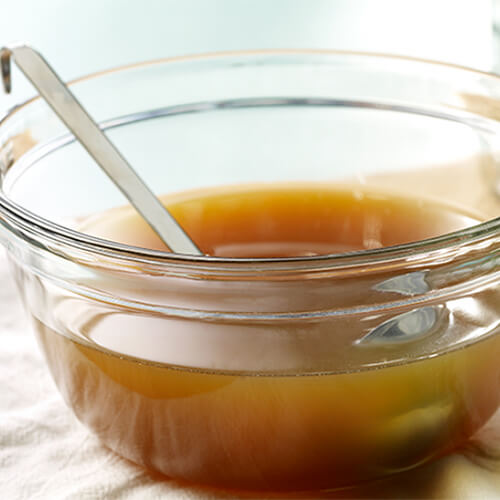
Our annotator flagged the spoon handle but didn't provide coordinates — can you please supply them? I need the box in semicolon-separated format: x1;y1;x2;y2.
1;44;202;255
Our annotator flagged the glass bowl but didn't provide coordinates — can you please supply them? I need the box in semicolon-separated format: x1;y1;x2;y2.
0;50;499;492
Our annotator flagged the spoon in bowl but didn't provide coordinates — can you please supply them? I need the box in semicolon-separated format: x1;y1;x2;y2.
0;43;202;255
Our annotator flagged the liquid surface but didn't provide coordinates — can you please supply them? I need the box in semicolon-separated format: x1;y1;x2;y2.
27;183;500;491
79;183;480;256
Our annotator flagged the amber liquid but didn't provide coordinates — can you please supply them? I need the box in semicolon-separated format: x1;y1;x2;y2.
32;184;500;491
79;183;481;256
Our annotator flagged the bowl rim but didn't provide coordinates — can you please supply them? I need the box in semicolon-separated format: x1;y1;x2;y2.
0;48;499;270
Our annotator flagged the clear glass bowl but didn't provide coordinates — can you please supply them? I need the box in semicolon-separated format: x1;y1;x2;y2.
0;50;499;492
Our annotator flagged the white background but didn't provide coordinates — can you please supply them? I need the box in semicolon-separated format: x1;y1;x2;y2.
0;0;494;111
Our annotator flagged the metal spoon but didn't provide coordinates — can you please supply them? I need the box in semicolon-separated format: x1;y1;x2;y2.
0;44;202;255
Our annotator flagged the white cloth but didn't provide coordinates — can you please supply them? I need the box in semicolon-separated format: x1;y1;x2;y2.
0;251;237;500
2;248;500;500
